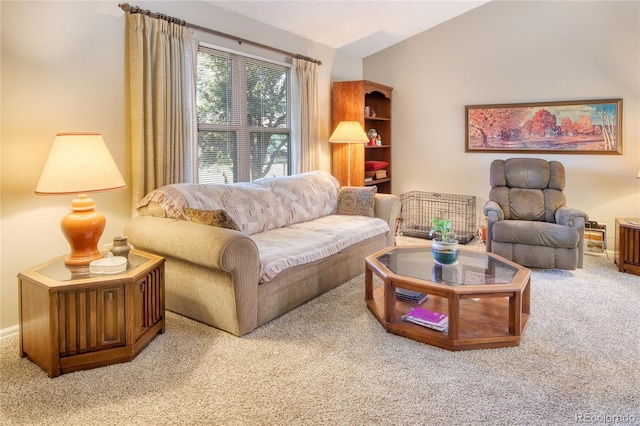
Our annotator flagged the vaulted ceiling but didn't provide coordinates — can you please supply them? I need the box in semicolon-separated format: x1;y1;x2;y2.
205;1;491;58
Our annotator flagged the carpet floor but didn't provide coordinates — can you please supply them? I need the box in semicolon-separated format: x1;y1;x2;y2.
1;241;639;425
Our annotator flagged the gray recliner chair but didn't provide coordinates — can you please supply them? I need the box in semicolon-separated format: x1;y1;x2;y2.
483;158;589;270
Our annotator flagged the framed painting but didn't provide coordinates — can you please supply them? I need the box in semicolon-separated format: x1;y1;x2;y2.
465;99;622;154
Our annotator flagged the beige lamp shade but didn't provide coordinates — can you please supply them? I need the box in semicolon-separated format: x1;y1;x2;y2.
36;132;126;194
36;132;126;270
328;121;369;144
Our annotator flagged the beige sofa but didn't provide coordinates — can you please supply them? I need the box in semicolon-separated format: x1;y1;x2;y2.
124;171;400;336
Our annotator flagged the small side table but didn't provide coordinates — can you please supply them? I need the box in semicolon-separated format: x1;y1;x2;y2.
614;218;640;276
18;249;165;378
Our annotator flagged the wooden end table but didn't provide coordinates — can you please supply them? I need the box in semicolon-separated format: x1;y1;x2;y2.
18;249;165;377
365;246;531;351
614;218;640;276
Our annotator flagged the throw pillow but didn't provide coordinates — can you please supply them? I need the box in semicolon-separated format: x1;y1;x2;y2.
364;161;389;171
184;208;240;230
336;186;377;217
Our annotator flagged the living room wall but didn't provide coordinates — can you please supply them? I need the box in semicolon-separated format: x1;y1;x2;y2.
364;0;640;245
0;0;362;332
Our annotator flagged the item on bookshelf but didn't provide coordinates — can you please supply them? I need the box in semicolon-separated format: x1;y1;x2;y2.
364;161;389;171
364;105;370;117
367;129;378;146
375;169;388;179
396;288;428;304
376;136;382;146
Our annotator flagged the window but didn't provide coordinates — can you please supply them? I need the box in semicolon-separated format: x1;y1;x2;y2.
196;44;291;184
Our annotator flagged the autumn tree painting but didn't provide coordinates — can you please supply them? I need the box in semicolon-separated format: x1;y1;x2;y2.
466;99;621;153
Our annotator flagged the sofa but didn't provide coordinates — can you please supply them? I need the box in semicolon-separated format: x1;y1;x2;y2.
124;171;401;336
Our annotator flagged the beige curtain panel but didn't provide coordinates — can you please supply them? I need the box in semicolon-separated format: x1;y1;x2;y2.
292;57;319;173
126;13;194;210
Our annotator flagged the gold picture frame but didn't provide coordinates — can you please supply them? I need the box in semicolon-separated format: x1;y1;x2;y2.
465;98;622;154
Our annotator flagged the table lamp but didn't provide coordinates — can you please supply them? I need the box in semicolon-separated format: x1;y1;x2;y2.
328;121;369;186
35;133;126;269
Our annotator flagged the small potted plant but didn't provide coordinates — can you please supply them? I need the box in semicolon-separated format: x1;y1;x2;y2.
429;218;459;265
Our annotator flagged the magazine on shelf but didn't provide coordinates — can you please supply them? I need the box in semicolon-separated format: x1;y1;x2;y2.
403;316;449;332
402;306;448;331
395;288;428;304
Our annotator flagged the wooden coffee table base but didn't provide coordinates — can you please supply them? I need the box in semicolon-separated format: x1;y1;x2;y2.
365;249;531;351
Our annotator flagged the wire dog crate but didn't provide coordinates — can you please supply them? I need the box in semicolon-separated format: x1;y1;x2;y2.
399;191;476;244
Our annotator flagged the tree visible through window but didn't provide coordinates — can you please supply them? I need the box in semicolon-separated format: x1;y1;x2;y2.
196;44;291;184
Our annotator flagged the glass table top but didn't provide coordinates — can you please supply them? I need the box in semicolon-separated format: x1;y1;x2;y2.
376;246;519;286
36;252;151;282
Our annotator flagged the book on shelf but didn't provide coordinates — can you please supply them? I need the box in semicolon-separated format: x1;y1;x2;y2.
403;316;449;332
402;306;448;332
395;288;428;304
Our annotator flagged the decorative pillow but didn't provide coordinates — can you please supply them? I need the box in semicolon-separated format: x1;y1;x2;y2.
184;208;240;231
336;186;377;217
365;161;389;171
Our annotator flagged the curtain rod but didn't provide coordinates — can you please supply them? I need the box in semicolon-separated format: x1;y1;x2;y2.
118;3;322;65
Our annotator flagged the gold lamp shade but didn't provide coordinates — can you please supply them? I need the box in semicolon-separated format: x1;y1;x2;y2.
36;133;126;269
328;121;369;144
328;121;368;186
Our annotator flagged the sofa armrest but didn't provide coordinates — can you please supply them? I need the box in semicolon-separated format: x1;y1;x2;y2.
125;216;261;335
125;216;259;272
374;193;401;246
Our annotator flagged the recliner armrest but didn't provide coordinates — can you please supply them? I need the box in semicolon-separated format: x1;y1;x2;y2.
556;206;589;229
483;200;504;221
482;200;505;252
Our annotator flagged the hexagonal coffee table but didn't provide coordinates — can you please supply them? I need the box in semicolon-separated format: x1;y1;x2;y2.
365;246;531;351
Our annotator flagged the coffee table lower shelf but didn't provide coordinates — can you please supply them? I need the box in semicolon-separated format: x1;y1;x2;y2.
367;286;530;351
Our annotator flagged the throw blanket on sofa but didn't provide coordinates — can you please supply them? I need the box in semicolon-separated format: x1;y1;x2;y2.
137;171;339;235
251;215;389;283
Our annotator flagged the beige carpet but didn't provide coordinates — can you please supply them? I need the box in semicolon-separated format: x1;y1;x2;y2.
1;239;639;425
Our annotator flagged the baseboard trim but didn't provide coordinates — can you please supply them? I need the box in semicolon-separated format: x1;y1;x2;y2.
0;325;19;340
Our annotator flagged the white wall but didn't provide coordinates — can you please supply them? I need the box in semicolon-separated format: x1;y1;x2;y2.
0;0;362;331
364;0;640;247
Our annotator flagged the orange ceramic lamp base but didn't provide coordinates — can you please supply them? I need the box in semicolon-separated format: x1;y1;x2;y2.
61;194;106;268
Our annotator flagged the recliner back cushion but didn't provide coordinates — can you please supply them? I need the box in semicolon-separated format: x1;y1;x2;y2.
504;158;551;189
489;158;567;222
508;188;545;221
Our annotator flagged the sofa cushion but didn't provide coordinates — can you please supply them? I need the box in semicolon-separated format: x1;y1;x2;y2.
336;186;377;217
251;215;389;283
184;208;240;230
254;170;340;227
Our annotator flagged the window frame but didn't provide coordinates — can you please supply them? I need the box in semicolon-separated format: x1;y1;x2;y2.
194;41;292;184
